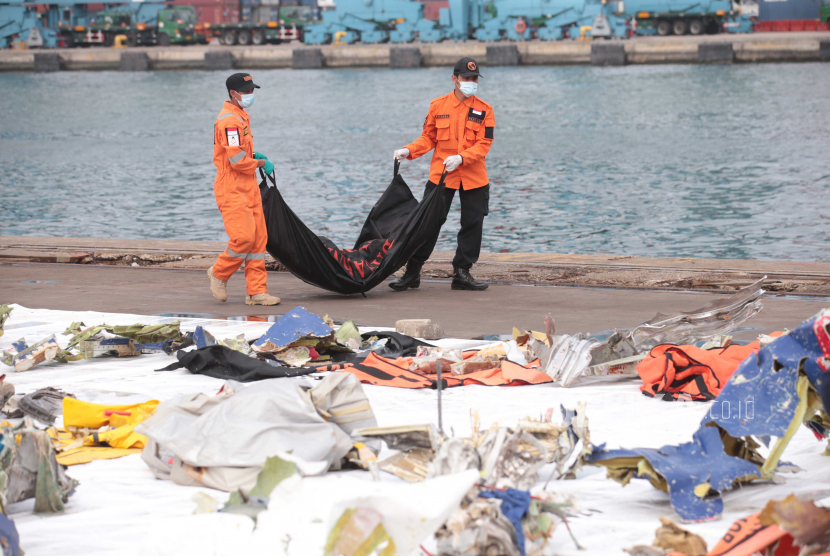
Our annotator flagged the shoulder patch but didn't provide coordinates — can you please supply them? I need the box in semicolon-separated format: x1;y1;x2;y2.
226;127;240;147
467;107;486;124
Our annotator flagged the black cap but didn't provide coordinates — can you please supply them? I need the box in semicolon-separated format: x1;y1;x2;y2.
226;72;260;93
453;57;481;78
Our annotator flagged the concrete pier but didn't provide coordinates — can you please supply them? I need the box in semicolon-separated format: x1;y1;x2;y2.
1;32;828;72
2;236;829;296
3;256;827;340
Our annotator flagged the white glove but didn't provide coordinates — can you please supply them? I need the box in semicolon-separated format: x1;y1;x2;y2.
443;155;463;172
393;148;410;162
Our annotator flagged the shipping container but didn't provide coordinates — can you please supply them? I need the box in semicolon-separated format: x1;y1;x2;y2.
169;0;240;24
758;0;820;20
419;0;448;20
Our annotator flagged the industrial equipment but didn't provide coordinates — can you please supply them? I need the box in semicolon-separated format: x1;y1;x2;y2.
301;0;758;43
0;0;167;48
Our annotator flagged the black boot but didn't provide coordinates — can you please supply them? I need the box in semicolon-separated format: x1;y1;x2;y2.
451;267;488;291
389;264;421;291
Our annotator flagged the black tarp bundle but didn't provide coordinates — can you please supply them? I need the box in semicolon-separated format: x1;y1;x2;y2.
260;163;447;295
157;345;317;382
157;332;433;383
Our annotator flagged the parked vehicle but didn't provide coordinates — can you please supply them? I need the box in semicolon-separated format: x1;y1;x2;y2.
56;5;207;47
126;6;208;46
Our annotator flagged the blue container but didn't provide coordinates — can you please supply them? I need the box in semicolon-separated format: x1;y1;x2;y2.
758;0;820;20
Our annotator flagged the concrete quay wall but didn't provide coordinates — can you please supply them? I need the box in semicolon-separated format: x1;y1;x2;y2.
3;32;829;72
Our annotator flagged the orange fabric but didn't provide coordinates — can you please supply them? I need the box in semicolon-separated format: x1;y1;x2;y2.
456;360;551;386
637;334;783;401
324;353;440;389
320;353;551;389
212;202;268;295
211;101;268;295
404;92;496;191
706;513;795;556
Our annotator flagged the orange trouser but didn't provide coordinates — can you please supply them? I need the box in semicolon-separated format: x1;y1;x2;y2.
213;201;268;295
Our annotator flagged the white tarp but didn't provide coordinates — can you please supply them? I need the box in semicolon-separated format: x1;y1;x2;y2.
142;379;351;469
138;470;480;556
1;305;829;556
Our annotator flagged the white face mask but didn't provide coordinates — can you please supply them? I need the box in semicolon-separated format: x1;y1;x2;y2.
237;92;255;108
457;80;478;97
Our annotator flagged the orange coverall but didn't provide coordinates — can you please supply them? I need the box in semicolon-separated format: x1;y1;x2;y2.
402;91;496;270
404;92;496;190
212;101;268;295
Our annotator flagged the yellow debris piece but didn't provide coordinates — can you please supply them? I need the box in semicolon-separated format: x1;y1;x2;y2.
50;398;160;465
63;398;159;428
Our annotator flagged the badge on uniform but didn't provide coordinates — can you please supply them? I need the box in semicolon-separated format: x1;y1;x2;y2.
467;108;486;124
226;127;240;147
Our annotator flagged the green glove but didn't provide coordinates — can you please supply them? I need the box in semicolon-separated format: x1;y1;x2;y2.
254;152;268;160
263;159;275;175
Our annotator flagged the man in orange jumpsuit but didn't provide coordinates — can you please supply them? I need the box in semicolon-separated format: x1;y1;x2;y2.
391;57;495;292
207;73;280;306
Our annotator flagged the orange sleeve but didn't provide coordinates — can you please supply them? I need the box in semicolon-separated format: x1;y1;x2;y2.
216;118;258;174
404;102;437;160
458;106;495;165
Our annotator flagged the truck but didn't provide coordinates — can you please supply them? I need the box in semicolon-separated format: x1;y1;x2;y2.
206;5;316;45
128;5;208;46
58;5;208;47
630;0;758;36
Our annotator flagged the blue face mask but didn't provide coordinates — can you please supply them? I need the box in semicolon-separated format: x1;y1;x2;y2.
237;92;255;108
458;80;477;97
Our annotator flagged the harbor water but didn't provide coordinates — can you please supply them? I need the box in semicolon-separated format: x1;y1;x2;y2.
1;63;828;261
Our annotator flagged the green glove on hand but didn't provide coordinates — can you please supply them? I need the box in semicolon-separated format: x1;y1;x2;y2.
263;159;275;175
254;152;268;160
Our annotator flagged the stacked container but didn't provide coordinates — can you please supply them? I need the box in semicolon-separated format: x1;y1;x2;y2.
169;0;240;24
754;0;829;30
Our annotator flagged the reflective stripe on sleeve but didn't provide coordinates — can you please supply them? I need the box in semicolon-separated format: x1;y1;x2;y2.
218;112;244;123
228;151;247;165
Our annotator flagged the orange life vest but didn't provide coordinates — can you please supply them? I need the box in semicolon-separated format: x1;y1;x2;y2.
637;335;783;401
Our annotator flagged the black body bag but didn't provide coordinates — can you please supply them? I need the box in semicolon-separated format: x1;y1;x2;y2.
259;162;448;296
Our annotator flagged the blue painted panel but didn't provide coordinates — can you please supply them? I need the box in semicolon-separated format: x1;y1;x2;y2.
253;306;332;348
759;0;820;20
